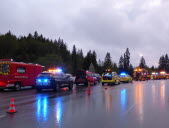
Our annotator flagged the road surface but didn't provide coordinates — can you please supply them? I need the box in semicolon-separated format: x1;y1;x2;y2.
0;80;169;128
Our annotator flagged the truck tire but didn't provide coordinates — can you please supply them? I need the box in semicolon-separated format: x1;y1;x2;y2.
102;82;104;86
14;82;21;91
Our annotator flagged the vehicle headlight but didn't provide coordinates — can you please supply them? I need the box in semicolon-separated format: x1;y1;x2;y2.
36;79;42;83
44;79;48;83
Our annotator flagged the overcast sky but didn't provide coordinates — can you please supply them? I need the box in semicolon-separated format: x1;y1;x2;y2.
0;0;169;67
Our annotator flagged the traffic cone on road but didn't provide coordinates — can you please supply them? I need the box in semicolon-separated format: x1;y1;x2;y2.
87;82;91;95
7;98;17;114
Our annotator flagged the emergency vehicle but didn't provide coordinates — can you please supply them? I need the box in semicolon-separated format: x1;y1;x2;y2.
151;72;158;80
157;71;167;79
119;73;132;83
75;70;97;86
36;69;73;92
133;67;149;81
0;59;44;91
101;69;120;85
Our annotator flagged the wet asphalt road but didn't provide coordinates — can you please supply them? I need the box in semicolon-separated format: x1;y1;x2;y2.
1;80;169;128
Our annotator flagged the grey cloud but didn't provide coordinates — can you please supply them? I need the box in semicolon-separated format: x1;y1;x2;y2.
1;0;169;67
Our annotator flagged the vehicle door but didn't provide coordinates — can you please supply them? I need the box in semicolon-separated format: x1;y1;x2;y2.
114;72;118;80
53;73;64;84
87;73;92;82
92;74;97;82
61;72;70;85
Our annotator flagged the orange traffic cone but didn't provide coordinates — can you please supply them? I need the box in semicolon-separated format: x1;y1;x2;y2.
7;98;17;114
87;82;91;95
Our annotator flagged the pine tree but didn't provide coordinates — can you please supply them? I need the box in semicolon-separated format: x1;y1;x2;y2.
91;51;98;72
128;64;133;76
139;56;147;68
82;50;92;70
118;55;124;73
158;55;165;71
76;49;84;70
123;48;130;73
165;54;169;72
103;52;112;69
34;31;38;39
72;45;77;75
112;63;118;72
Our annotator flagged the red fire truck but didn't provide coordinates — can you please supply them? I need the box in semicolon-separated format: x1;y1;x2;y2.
0;59;44;91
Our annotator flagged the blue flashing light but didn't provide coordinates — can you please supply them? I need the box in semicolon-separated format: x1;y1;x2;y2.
120;73;126;76
57;68;62;73
156;73;158;74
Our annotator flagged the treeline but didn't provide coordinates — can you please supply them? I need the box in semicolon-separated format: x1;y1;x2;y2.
0;31;168;75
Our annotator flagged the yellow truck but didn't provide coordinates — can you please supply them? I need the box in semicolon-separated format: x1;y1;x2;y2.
133;67;149;81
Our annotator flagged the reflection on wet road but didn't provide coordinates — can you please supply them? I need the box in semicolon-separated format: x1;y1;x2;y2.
1;80;169;128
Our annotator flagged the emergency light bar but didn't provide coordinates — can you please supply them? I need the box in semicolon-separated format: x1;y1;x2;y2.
120;73;126;76
48;68;63;73
160;71;166;74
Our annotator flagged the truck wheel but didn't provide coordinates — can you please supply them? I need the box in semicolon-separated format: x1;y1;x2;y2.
36;87;42;92
68;82;73;90
14;83;21;91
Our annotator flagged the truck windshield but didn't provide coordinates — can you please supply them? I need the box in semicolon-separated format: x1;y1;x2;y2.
0;63;9;74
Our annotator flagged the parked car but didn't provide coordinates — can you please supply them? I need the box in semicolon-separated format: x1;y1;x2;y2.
94;73;101;83
101;71;120;85
36;71;73;92
75;70;97;86
119;73;132;83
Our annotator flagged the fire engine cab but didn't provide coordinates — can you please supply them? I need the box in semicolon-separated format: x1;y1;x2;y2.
133;67;149;81
0;59;44;91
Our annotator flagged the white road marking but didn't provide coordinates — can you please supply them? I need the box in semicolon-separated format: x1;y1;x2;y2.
124;104;135;115
0;115;6;118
